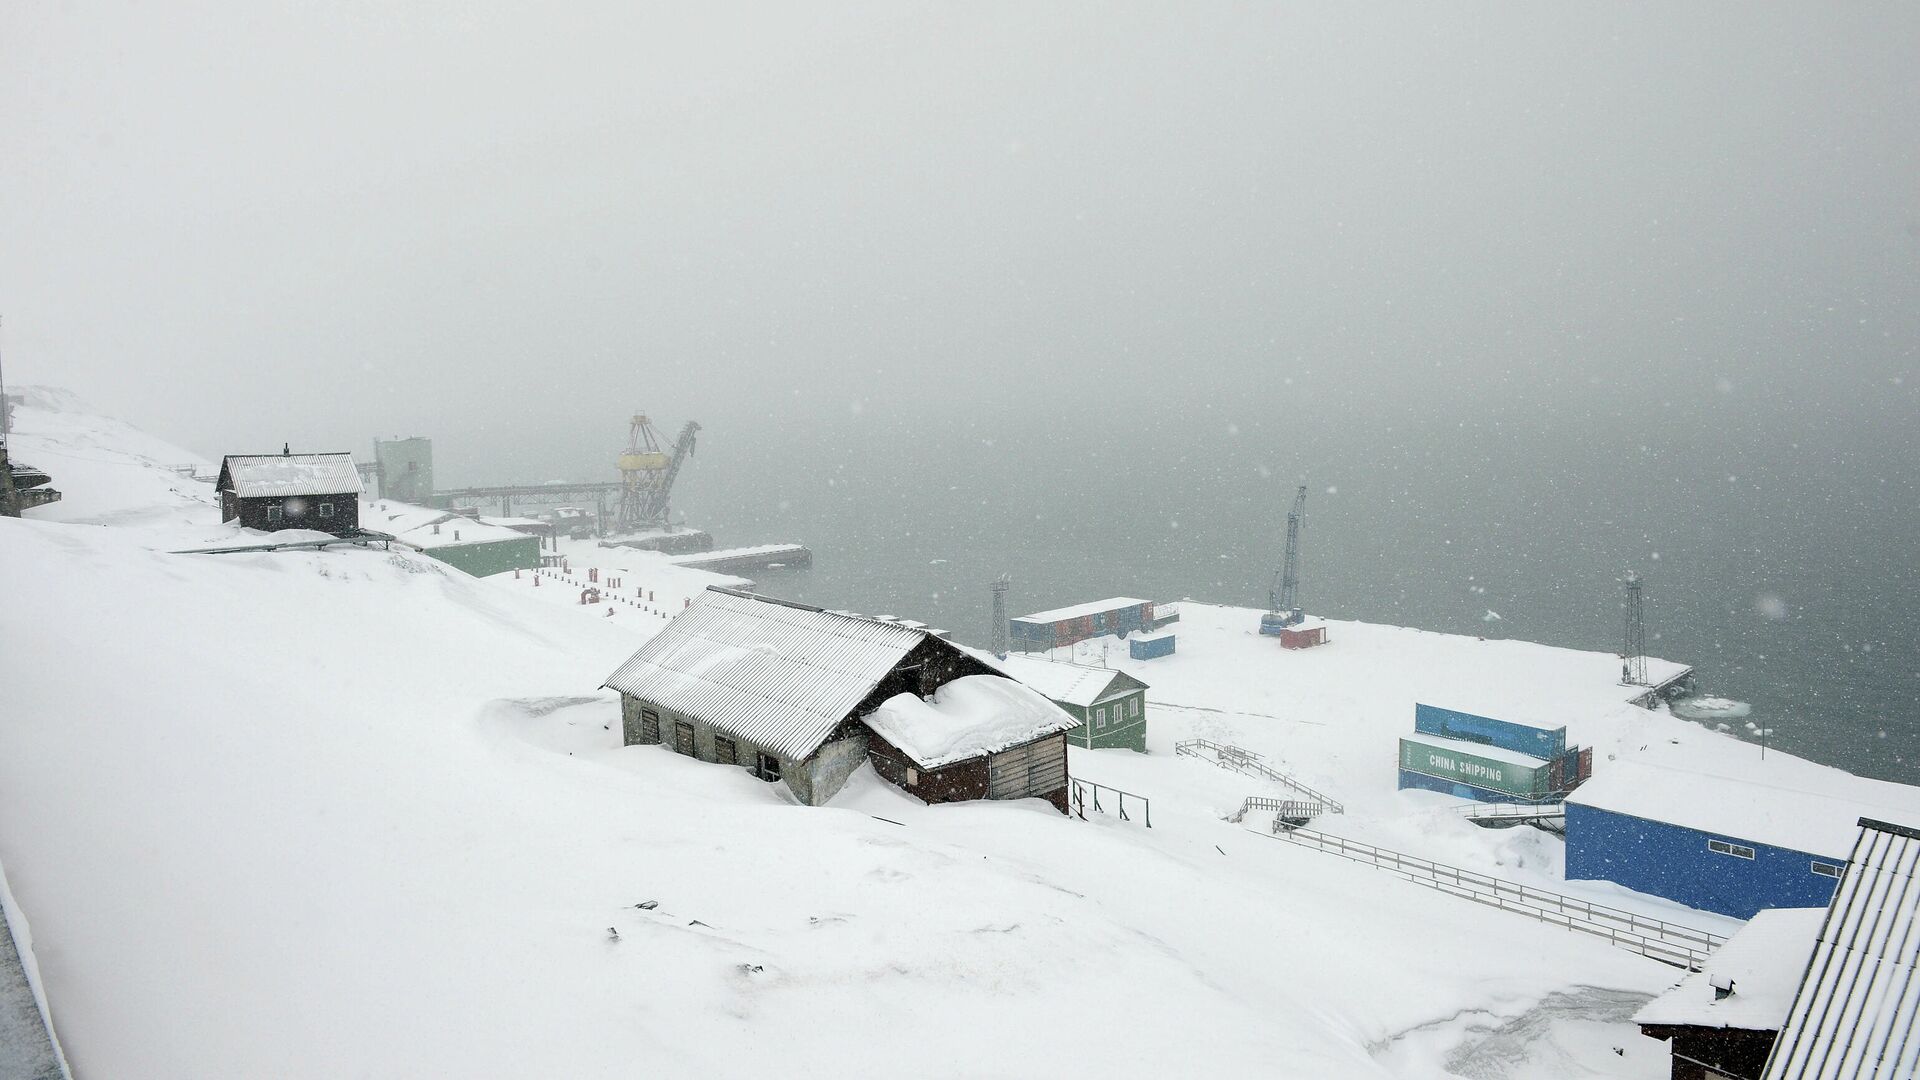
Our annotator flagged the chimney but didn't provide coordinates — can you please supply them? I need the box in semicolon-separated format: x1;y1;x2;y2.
282;442;290;455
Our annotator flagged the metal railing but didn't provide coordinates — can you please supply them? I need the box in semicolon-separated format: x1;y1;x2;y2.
1259;826;1727;970
1071;779;1151;828
1176;738;1345;815
1457;800;1568;828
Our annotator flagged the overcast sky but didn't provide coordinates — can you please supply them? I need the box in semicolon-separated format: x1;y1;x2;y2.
3;3;1916;481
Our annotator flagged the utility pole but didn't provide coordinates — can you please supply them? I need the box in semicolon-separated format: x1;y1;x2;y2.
990;574;1010;659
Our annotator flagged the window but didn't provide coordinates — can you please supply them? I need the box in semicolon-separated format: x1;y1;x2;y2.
318;502;334;518
714;736;737;766
640;709;660;743
906;766;919;786
753;752;782;783
1708;839;1756;860
1812;861;1844;879
1094;706;1107;729
1129;696;1140;717
266;505;283;522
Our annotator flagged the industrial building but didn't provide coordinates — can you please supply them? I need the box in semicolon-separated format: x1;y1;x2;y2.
1564;761;1920;920
1635;906;1824;1080
605;588;1077;810
992;654;1149;752
364;502;542;577
1010;598;1155;653
1396;703;1591;803
372;437;433;504
215;451;362;535
1761;817;1920;1079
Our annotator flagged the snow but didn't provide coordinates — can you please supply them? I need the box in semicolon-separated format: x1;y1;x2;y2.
1015;596;1151;623
863;675;1080;767
987;653;1131;706
1634;907;1824;1031
6;389;1887;1079
1566;759;1920;860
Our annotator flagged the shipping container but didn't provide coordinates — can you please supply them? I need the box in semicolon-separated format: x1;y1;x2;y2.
1129;632;1175;660
1398;735;1552;800
1413;703;1566;761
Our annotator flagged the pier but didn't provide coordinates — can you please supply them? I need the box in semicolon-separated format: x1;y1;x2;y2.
668;543;812;575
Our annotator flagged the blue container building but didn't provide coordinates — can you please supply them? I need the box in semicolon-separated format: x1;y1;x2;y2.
1562;760;1920;919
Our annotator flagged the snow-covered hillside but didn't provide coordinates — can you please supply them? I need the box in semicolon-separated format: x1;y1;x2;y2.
0;392;1727;1078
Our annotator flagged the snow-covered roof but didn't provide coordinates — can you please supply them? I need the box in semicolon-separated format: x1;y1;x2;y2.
1568;759;1920;859
602;588;931;761
989;654;1140;707
1283;618;1328;633
1763;819;1920;1079
1015;597;1150;624
218;453;361;498
1635;907;1825;1031
863;675;1079;769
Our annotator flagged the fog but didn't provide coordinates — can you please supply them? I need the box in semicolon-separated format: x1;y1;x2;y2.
5;4;1919;776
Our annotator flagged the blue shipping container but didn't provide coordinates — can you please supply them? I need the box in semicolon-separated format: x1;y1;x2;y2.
1414;703;1566;761
1563;803;1844;919
1129;633;1175;660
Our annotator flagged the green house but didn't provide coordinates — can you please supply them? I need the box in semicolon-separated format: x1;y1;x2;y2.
368;502;543;578
996;654;1148;752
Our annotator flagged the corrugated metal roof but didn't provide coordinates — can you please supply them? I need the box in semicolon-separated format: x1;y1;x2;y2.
1015;597;1150;624
1762;817;1920;1080
602;588;928;761
220;453;363;498
988;654;1132;707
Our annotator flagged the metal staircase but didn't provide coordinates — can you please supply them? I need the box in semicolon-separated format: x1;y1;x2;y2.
1175;738;1344;826
1456;800;1568;834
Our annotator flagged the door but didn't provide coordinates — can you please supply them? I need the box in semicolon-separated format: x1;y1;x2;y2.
673;721;694;757
988;737;1068;800
714;736;738;766
640;709;660;743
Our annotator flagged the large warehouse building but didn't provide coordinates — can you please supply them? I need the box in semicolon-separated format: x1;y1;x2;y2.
1564;759;1920;920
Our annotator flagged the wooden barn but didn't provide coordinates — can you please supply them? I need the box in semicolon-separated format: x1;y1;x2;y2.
604;587;1078;811
216;450;363;535
1634;906;1823;1080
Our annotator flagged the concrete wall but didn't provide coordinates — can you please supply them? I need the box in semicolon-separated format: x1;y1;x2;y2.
1564;803;1843;919
618;693;819;799
0;863;69;1080
784;731;869;806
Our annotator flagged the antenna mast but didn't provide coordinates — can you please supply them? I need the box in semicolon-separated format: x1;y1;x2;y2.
1622;573;1649;686
990;574;1011;659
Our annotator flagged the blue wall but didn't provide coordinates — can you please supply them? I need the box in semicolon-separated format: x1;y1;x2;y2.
1564;803;1843;919
1415;703;1566;760
1398;768;1545;805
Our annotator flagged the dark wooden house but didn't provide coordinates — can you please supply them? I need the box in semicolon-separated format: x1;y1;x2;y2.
1634;906;1824;1080
217;450;363;535
603;587;1077;810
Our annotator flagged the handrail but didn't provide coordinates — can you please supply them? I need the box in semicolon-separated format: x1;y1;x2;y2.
1259;826;1726;969
1071;778;1151;828
1176;738;1345;814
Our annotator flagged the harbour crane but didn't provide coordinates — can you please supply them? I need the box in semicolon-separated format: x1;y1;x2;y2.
614;414;701;534
1260;484;1307;635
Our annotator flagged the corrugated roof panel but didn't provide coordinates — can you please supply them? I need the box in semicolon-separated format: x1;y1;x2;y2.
988;654;1125;707
221;453;363;498
602;589;927;761
1761;818;1920;1080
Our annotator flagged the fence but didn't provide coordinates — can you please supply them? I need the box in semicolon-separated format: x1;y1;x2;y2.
1175;738;1345;816
1259;826;1726;969
1457;801;1568;831
1070;779;1151;828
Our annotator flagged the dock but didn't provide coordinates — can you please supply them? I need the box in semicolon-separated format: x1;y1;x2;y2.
668;543;812;575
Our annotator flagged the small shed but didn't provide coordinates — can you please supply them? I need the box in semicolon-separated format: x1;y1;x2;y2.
1278;619;1328;650
216;451;362;535
1564;761;1920;919
1128;631;1175;660
863;676;1078;813
992;654;1148;752
604;587;1073;811
1635;906;1824;1080
1009;597;1153;653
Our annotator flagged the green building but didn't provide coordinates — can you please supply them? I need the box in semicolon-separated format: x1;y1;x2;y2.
366;501;543;578
996;654;1148;752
